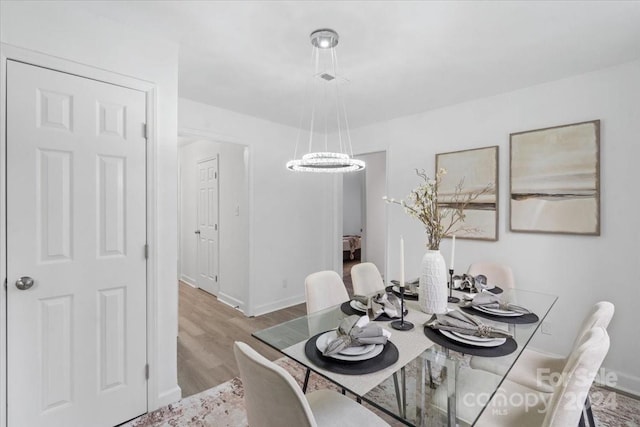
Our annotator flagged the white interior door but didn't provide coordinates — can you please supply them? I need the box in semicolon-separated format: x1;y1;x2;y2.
6;60;147;427
196;157;219;295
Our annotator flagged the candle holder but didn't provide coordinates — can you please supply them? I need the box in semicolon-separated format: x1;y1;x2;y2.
391;285;414;331
447;268;460;303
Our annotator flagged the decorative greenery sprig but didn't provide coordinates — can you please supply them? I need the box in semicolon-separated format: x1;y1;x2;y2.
384;168;493;250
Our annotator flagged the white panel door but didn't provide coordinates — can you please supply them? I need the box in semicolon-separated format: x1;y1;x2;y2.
196;158;219;295
6;60;147;427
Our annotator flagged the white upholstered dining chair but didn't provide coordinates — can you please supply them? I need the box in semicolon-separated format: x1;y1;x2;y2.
303;270;350;393
351;262;386;296
470;301;615;393
304;270;350;315
233;341;390;427
467;262;515;290
434;327;610;427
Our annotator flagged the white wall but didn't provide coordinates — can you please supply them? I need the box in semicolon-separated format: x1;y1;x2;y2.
179;98;338;316
179;139;249;309
343;172;363;236
348;60;640;394
0;1;181;409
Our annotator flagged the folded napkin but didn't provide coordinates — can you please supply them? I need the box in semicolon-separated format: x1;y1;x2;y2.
425;310;512;339
455;273;490;292
354;291;402;320
322;315;390;356
390;278;419;286
465;292;531;314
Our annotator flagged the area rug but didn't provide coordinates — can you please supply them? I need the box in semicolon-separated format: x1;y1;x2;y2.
125;357;640;427
125;357;402;427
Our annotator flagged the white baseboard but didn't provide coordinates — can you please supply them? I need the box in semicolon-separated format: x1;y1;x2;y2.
218;292;245;313
154;385;182;409
252;294;305;317
180;275;197;288
600;369;640;397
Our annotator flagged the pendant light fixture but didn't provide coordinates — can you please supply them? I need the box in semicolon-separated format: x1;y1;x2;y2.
286;29;365;173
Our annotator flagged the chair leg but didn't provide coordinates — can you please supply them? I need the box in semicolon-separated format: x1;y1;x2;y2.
578;411;587;427
393;372;403;414
585;395;596;427
578;394;596;427
302;368;311;393
427;359;435;389
401;367;407;418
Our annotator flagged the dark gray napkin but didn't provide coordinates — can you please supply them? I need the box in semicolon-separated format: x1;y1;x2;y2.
322;315;389;356
390;279;419;294
354;291;402;320
425;310;512;338
466;292;531;314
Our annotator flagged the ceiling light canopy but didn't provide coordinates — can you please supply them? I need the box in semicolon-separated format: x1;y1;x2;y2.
286;29;365;173
310;28;339;49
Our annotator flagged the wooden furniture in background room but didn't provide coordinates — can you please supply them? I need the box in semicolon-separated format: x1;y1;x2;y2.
343;235;361;261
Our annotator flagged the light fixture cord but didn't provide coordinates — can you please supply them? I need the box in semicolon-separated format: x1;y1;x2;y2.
293;46;317;161
331;47;344;156
341;90;354;158
323;56;329;152
332;47;354;158
307;46;320;155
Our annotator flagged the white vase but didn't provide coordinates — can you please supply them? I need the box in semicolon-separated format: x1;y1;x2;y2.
418;250;448;314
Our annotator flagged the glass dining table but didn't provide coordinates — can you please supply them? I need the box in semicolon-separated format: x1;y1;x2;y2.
253;288;557;427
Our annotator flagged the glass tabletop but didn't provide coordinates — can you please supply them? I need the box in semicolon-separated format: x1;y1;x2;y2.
253;288;557;427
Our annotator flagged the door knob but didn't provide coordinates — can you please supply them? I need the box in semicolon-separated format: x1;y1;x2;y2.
194;230;201;234
15;276;34;290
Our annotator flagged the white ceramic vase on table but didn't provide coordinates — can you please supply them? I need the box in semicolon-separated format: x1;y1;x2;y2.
418;250;448;314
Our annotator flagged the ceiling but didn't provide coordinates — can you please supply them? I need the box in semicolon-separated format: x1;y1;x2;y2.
75;1;640;129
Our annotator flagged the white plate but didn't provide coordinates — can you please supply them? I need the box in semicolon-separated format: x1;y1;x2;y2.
441;330;506;347
473;305;523;317
349;300;367;312
338;342;376;356
315;331;384;361
450;330;496;343
391;285;418;296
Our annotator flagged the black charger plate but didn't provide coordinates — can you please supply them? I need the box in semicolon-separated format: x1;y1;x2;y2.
304;332;399;375
423;327;517;357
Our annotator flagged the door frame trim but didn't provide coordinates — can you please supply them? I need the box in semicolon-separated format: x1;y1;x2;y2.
334;150;389;280
0;43;161;426
177;128;253;314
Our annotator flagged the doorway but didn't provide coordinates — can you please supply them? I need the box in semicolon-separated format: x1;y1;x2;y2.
178;136;249;306
177;134;250;398
342;151;387;290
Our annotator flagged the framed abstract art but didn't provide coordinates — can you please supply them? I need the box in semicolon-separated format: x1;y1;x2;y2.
510;120;600;235
436;146;499;241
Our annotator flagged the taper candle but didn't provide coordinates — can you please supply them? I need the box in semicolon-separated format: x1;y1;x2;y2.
400;236;405;287
450;235;456;270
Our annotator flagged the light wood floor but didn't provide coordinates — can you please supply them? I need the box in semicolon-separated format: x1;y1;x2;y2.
177;262;360;398
177;281;306;397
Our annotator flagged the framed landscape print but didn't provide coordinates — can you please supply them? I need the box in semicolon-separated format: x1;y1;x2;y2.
510;120;600;235
436;146;499;241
